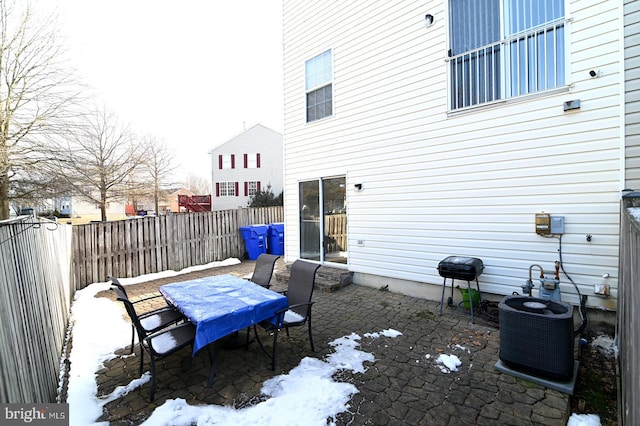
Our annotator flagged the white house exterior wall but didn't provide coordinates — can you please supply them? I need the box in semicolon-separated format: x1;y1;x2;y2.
625;0;640;190
209;124;284;211
69;198;126;219
283;0;623;309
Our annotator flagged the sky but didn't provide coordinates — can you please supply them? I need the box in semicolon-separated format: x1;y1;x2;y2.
36;0;284;183
63;259;602;426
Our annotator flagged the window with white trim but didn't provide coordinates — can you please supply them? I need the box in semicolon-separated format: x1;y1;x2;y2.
449;0;565;110
247;181;259;196
218;181;236;197
305;50;333;122
244;153;260;169
219;154;235;169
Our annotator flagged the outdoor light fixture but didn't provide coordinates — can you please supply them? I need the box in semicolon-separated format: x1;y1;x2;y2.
424;14;434;27
354;183;363;191
563;99;581;111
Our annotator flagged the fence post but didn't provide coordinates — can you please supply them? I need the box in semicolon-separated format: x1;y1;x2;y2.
166;213;174;271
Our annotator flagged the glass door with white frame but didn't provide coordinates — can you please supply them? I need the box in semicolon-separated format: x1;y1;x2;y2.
299;177;347;264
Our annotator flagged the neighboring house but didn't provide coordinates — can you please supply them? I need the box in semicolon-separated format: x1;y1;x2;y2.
54;196;73;217
62;197;126;220
209;124;283;211
167;188;195;213
282;0;628;312
129;188;199;214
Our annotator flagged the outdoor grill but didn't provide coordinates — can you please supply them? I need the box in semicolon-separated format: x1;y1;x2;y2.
438;256;484;323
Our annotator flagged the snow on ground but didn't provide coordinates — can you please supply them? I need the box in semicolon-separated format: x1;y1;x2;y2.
590;334;617;358
435;354;462;373
567;413;601;426
141;333;373;426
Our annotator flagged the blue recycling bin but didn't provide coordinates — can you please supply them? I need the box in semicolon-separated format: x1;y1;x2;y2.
239;225;268;260
267;223;285;255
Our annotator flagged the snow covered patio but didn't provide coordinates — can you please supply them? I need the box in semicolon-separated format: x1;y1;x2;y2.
63;259;575;425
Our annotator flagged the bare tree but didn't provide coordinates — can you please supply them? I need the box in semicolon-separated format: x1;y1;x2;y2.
183;173;211;195
143;136;178;214
54;107;149;222
0;1;82;219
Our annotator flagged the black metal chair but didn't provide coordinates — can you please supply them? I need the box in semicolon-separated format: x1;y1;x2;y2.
247;253;280;288
109;276;184;353
254;259;321;370
226;253;281;350
112;286;196;401
108;276;169;308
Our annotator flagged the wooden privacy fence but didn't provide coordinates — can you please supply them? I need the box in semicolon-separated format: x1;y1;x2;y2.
618;194;640;426
325;214;347;253
72;207;283;289
0;217;73;403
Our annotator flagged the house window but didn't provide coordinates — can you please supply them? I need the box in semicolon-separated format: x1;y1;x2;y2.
246;181;260;196
219;154;235;169
244;153;261;169
449;0;565;110
305;49;333;122
217;181;237;197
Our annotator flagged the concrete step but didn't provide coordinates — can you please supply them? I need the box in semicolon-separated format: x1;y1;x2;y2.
275;262;353;293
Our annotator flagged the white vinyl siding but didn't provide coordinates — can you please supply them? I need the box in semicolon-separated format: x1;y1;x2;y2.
283;0;622;309
625;0;640;190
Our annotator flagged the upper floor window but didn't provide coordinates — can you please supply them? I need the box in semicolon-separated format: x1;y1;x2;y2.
244;153;261;168
219;154;235;169
305;49;333;122
449;0;565;110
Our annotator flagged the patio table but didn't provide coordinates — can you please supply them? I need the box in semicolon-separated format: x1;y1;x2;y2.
159;274;288;355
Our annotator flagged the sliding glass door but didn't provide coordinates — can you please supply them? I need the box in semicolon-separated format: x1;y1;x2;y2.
299;177;347;264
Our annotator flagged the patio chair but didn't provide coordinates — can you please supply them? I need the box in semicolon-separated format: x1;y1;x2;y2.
247;253;280;288
108;276;166;305
112;286;196;401
254;259;321;370
109;277;184;353
227;253;280;349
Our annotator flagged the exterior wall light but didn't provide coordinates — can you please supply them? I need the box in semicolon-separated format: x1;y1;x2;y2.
424;14;434;27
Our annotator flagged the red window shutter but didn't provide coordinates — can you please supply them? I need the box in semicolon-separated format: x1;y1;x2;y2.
256;153;261;168
215;182;220;197
235;182;239;196
218;155;222;169
257;181;261;192
244;154;248;168
244;182;248;196
231;154;235;169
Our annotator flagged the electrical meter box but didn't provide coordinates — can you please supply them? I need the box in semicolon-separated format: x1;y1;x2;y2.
535;213;551;234
550;216;564;234
535;213;564;235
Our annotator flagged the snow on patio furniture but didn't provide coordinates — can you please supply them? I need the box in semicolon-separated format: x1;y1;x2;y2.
112;285;196;401
109;277;185;352
254;259;321;370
